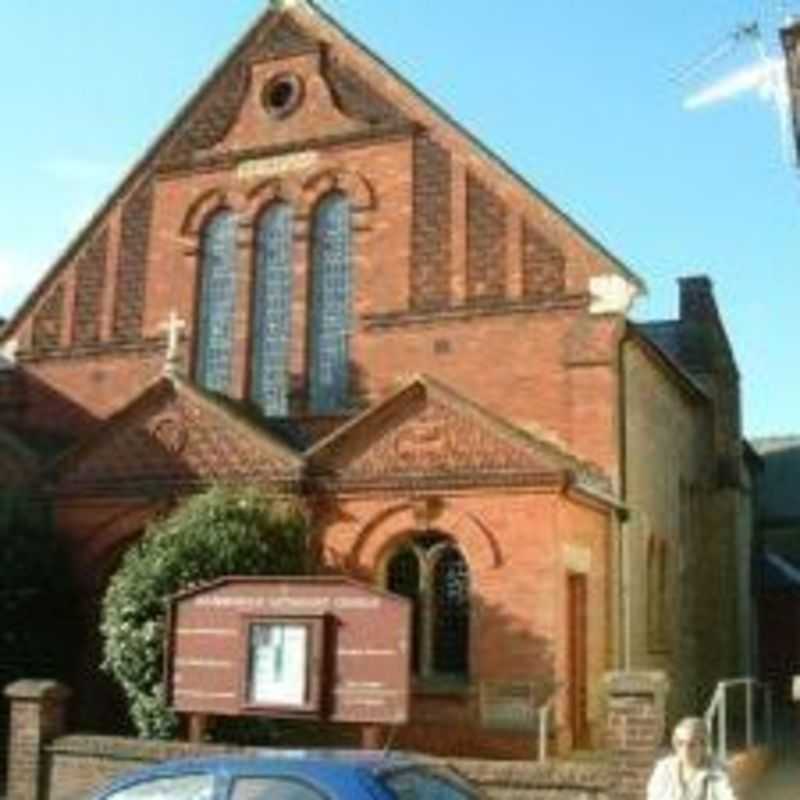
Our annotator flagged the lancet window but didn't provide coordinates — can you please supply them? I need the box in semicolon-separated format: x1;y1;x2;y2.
647;535;669;652
386;533;470;680
195;209;238;392
308;191;352;413
251;202;294;416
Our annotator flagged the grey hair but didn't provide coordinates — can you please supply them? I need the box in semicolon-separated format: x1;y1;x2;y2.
671;716;709;750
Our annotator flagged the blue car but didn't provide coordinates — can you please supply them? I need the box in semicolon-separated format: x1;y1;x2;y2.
90;752;486;800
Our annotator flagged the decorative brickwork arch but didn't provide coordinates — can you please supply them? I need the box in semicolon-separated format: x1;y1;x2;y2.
242;177;302;226
350;500;501;577
302;168;376;215
181;188;229;238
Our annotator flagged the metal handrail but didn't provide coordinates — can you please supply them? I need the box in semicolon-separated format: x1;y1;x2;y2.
703;677;772;763
536;685;564;763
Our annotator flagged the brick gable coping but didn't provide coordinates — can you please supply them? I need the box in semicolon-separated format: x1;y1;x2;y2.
1;0;644;348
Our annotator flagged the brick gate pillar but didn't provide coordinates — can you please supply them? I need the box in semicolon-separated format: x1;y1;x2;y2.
4;680;72;800
603;671;669;800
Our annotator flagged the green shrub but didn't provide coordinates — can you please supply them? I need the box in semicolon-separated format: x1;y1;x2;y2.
100;485;309;738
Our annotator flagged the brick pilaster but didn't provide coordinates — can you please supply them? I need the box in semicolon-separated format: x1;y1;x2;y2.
5;680;72;800
603;671;669;800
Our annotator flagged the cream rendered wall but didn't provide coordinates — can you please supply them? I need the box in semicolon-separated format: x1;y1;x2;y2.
622;339;714;719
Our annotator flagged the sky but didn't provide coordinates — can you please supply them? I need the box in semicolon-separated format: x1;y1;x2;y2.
0;0;798;438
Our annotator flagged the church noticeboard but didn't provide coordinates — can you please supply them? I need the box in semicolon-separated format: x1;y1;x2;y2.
165;577;411;724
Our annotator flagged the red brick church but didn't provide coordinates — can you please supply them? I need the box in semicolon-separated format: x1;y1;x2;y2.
0;0;753;757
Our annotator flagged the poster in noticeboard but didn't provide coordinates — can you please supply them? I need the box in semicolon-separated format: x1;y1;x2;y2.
248;622;309;707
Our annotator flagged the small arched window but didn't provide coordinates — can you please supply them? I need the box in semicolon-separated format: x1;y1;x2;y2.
251;202;293;416
385;533;470;680
308;191;351;413
647;535;669;653
195;209;237;392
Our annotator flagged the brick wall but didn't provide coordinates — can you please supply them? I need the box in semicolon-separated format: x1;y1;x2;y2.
321;491;611;754
6;673;689;800
3;5;626;473
603;672;669;800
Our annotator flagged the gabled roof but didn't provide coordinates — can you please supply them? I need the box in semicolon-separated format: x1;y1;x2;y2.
1;0;643;343
45;374;304;495
305;373;614;501
629;321;710;402
751;435;800;524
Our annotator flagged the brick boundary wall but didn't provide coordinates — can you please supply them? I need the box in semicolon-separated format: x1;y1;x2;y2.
44;736;612;800
9;672;769;800
603;672;669;800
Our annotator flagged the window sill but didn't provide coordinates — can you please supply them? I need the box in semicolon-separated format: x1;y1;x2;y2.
412;675;473;697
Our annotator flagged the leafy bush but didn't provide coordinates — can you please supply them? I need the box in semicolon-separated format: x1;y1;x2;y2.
100;486;309;738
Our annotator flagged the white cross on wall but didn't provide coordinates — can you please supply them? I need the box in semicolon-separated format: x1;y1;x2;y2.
159;310;187;375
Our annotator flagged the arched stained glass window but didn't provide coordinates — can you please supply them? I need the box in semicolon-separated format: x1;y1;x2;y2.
196;209;237;392
432;546;470;674
384;534;470;679
251;202;293;416
387;546;422;673
309;191;351;413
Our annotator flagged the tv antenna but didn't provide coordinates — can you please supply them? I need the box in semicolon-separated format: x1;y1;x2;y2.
676;16;792;161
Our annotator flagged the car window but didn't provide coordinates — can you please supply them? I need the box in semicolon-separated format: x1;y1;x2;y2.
229;777;328;800
104;774;214;800
381;767;481;800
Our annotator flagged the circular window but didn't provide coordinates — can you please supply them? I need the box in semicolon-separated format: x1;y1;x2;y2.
261;73;304;119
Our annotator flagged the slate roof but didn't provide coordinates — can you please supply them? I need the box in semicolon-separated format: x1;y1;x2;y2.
636;320;712;376
762;551;800;590
629;321;710;400
751;436;800;524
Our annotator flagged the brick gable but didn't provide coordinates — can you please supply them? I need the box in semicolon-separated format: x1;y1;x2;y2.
50;377;302;495
307;375;609;492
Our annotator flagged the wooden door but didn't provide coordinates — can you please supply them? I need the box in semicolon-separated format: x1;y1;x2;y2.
567;573;589;748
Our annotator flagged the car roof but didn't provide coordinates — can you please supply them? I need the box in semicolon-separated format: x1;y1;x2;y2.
101;750;424;789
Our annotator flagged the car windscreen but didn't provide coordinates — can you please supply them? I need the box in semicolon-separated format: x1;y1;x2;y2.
379;766;483;800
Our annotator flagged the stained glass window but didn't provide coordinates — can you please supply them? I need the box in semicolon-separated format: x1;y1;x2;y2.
432;546;470;674
385;534;470;679
196;209;237;392
251;202;293;416
309;191;351;413
387;546;422;673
